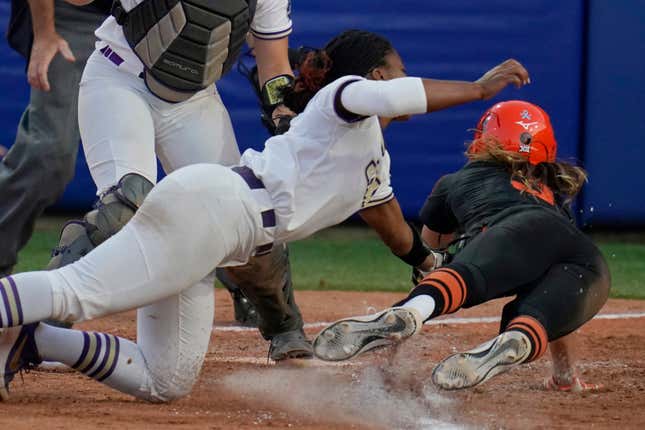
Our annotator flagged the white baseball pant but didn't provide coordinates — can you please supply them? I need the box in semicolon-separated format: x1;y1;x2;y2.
47;164;273;397
74;51;243;397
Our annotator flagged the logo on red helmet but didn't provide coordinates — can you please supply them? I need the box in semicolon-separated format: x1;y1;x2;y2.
519;132;532;153
514;121;538;131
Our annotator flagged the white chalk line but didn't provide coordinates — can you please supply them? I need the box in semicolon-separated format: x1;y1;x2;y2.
213;311;645;333
37;311;645;371
210;356;361;367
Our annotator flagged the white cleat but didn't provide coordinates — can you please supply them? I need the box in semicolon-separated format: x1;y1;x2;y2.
432;330;531;390
0;324;40;401
313;307;423;362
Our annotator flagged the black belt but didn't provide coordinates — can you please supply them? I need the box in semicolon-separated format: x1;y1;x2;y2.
232;166;275;255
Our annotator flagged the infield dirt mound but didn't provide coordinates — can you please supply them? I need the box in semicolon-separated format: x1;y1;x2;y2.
0;290;643;429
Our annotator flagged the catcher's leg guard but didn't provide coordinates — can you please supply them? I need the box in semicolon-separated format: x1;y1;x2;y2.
215;268;258;327
223;244;310;360
47;173;154;270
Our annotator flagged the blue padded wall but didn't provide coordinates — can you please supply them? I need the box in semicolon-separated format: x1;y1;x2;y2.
580;0;645;226
226;0;586;217
2;1;586;217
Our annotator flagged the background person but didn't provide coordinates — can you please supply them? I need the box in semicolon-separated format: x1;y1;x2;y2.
0;0;110;277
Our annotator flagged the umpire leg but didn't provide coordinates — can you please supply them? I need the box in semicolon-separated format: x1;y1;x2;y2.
222;244;311;360
0;4;104;275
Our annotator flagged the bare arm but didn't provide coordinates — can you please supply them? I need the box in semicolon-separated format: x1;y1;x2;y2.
359;198;411;256
359;199;437;271
424;59;529;112
341;59;530;118
28;0;55;35
27;0;76;91
252;36;293;87
64;0;95;5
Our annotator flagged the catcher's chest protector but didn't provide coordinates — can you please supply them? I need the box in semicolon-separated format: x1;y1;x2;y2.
113;0;257;102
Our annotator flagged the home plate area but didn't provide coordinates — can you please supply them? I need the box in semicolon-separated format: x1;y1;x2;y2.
6;290;645;430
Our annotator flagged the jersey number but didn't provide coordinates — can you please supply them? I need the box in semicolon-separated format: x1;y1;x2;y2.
361;160;381;208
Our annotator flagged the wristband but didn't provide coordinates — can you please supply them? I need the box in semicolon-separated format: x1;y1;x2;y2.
261;74;294;108
395;223;430;267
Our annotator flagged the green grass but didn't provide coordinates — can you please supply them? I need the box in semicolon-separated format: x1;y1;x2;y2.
13;218;645;300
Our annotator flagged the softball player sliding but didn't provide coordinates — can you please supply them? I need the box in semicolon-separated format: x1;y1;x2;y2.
314;101;609;392
0;30;528;402
48;0;312;361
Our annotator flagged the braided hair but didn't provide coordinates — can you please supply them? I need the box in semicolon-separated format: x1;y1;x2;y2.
283;30;395;114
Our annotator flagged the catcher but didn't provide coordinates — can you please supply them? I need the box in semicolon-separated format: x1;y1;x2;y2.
314;100;610;392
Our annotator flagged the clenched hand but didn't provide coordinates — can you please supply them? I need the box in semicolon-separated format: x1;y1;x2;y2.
476;59;530;100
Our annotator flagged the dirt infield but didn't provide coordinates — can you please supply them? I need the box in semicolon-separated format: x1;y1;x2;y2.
1;290;644;429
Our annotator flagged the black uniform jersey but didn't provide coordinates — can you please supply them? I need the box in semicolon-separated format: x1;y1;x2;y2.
419;160;571;235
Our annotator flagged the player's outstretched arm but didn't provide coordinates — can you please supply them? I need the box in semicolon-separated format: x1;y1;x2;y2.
340;59;530;118
423;59;530;112
359;199;441;273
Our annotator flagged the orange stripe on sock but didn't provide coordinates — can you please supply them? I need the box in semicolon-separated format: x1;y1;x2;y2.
434;268;467;309
417;278;451;314
507;316;548;361
427;270;465;313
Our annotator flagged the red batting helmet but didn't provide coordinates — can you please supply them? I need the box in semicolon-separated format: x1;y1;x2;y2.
470;100;557;165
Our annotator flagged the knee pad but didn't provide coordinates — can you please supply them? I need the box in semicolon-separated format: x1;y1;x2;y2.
85;173;154;246
47;174;153;270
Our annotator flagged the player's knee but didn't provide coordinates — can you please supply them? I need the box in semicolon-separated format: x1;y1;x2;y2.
584;255;611;315
148;381;194;403
147;370;198;403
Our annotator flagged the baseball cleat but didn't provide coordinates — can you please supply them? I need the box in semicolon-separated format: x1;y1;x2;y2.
269;329;313;361
432;330;531;390
0;324;41;401
313;307;422;362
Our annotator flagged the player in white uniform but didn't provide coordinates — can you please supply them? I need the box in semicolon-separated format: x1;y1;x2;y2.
0;30;529;402
49;0;312;360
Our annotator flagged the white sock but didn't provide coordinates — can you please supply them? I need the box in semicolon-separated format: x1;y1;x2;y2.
402;295;436;322
34;323;158;401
